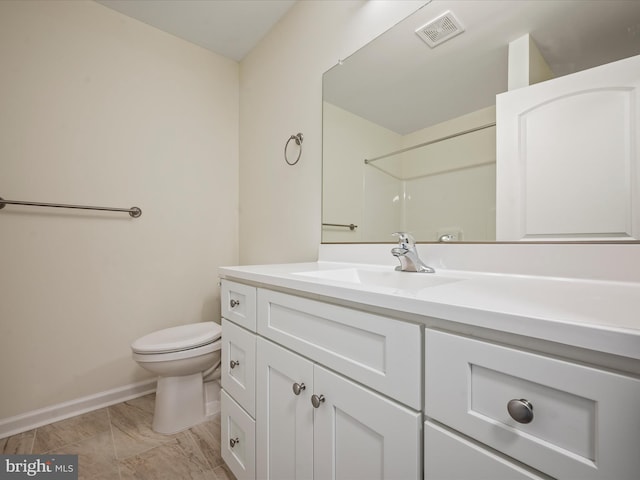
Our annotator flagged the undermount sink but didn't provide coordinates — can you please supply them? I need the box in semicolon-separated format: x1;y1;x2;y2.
294;267;463;290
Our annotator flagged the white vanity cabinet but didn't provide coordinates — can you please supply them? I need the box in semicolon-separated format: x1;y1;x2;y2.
256;288;422;410
221;280;257;331
424;329;640;480
221;279;423;480
222;273;640;480
312;363;421;480
255;337;314;480
220;280;258;480
255;288;422;480
257;336;422;480
424;420;547;480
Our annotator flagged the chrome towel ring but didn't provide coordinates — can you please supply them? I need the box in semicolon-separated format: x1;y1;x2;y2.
284;132;303;165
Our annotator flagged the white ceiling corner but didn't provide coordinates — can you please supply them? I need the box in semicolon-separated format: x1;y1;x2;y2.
95;0;297;61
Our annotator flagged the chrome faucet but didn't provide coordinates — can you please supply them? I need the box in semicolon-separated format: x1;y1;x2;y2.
391;232;435;273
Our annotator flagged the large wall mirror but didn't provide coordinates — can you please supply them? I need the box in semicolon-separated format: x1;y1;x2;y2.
322;0;640;243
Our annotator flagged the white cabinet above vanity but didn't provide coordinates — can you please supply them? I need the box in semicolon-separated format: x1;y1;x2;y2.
219;261;640;480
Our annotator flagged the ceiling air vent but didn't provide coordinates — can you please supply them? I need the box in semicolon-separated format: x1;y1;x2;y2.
415;11;465;48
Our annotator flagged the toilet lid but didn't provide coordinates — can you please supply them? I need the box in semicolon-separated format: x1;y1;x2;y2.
131;322;222;354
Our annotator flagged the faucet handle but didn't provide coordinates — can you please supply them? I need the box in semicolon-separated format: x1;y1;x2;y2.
392;232;415;248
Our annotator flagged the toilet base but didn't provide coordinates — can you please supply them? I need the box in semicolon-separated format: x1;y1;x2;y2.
152;373;205;434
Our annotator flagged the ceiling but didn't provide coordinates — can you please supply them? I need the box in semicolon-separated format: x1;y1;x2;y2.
323;0;640;134
96;0;296;61
95;0;640;133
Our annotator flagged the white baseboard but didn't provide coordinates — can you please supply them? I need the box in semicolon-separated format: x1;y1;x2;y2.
0;379;156;439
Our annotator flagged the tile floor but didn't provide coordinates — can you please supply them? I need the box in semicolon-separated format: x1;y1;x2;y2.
0;394;235;480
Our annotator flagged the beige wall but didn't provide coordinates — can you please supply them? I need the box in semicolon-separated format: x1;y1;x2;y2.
239;0;427;264
0;1;239;418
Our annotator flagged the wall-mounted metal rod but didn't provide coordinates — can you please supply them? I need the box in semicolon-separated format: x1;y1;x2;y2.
322;223;357;231
364;122;496;164
0;197;142;218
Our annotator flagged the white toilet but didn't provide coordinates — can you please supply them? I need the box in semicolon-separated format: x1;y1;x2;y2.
131;321;222;434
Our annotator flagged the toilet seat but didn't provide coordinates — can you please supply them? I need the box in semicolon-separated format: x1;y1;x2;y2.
132;339;222;363
131;321;222;355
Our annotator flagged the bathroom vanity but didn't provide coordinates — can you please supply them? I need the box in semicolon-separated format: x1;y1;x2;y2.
218;260;640;480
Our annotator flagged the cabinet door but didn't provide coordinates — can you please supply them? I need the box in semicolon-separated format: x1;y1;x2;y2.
424;421;549;480
313;365;421;480
496;54;640;241
256;338;314;480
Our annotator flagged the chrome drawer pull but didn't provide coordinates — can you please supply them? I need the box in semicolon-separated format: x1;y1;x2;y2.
292;382;306;395
507;398;534;424
229;437;240;448
230;299;240;308
311;394;325;408
230;360;240;369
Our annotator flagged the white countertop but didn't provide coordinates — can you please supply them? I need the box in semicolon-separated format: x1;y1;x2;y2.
219;261;640;361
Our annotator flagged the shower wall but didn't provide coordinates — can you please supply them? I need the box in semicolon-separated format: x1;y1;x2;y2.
322;102;401;242
400;107;497;242
404;163;496;242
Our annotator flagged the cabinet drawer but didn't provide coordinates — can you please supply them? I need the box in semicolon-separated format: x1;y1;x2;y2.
257;288;422;410
425;329;640;480
221;390;255;480
425;421;548;480
221;280;257;331
221;318;256;417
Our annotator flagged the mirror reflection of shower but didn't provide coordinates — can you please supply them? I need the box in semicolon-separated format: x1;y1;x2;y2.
323;103;497;243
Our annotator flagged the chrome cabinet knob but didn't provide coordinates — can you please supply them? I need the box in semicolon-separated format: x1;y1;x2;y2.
229;437;240;448
230;360;240;369
292;382;306;395
230;299;240;308
507;398;534;424
311;394;325;408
